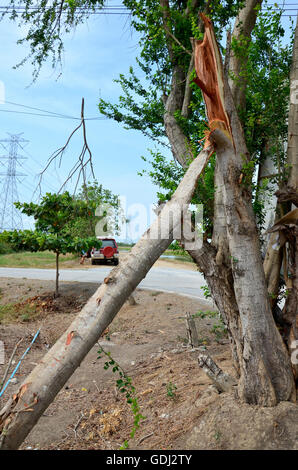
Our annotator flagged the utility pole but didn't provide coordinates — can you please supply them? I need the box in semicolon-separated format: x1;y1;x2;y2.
0;133;28;232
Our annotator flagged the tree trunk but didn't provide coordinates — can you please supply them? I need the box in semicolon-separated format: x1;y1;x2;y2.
0;145;214;450
192;13;295;405
55;251;59;298
228;0;263;113
263;229;283;305
183;239;242;377
284;16;298;204
274;15;298;379
283;227;298;381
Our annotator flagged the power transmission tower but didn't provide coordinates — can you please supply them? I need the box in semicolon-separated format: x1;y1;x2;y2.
0;133;28;232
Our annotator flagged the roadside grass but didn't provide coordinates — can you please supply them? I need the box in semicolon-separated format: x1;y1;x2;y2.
163;253;193;262
0;249;193;268
0;251;78;269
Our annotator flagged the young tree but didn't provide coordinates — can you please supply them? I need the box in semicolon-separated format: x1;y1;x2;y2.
0;0;297;449
65;180;122;238
2;192;102;296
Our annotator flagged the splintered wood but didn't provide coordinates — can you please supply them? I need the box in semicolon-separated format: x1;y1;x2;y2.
193;13;232;146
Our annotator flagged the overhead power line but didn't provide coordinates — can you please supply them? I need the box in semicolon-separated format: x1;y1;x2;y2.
0;100;107;120
0;4;296;17
0;108;107;119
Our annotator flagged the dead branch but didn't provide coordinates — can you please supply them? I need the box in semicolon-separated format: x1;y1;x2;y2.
138;432;154;445
34;97;95;199
0;338;23;394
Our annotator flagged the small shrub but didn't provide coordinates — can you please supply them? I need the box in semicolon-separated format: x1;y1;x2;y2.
166;382;177;399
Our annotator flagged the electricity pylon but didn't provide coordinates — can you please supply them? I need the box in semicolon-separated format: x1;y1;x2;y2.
0;133;28;232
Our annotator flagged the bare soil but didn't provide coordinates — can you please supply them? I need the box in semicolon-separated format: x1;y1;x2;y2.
0;277;297;450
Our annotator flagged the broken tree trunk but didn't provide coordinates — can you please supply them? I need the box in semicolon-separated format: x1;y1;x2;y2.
198;354;237;393
192;13;295;406
0;144;214;450
185;312;199;348
183;1;264;380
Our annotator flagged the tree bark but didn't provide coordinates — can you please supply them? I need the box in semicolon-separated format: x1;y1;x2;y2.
283;227;298;381
263;230;283;305
274;15;298;379
55;251;59;298
0;145;214;450
183;239;242;377
193;13;295;405
284;16;298;203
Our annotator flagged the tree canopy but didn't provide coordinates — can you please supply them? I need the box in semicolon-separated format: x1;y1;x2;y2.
0;191;103;295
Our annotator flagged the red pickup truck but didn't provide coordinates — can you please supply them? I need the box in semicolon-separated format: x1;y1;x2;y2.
91;238;119;266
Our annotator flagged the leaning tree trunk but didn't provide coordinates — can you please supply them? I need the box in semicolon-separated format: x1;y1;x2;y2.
0;145;214;450
192;13;295;405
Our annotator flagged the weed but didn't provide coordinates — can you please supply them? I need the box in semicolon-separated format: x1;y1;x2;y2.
166;382;177;399
200;285;211;299
211;322;227;342
97;345;146;449
0;302;40;324
192;310;218;319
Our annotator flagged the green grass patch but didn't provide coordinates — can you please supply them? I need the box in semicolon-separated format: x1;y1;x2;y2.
0;251;77;268
162;249;193;262
0;301;41;324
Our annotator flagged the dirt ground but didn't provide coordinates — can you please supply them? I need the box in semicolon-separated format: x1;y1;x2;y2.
0;277;297;450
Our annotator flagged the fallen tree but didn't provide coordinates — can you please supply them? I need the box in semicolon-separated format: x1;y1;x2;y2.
0;0;297;450
0;144;213;450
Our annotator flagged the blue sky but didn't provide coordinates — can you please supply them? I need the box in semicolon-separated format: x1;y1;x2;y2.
0;7;167;239
0;2;296;240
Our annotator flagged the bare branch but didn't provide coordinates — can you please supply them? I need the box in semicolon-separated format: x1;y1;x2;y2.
34;98;95;199
0;339;23;394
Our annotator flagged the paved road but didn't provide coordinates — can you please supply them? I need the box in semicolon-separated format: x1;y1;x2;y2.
0;266;210;303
